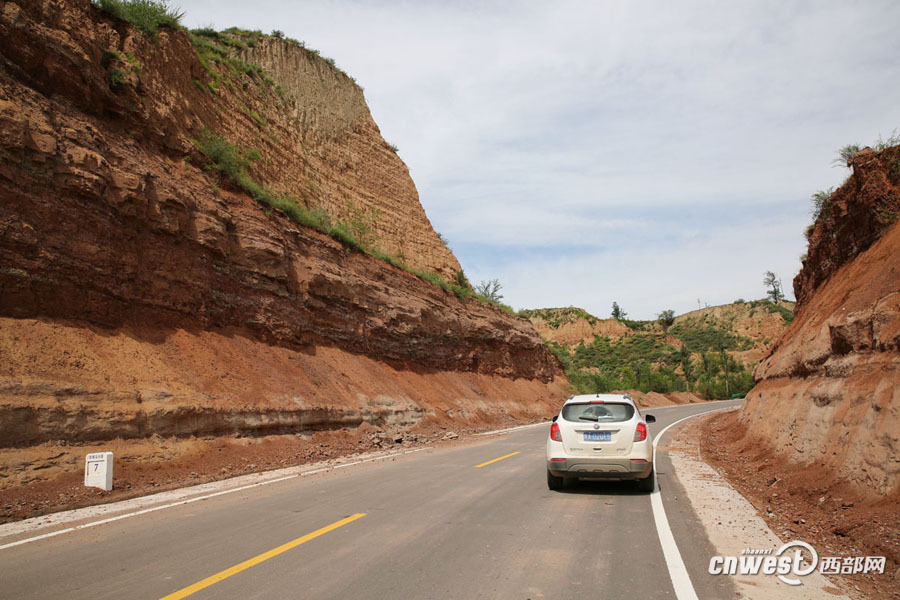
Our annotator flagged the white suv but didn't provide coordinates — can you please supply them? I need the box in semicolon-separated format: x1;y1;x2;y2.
546;394;656;492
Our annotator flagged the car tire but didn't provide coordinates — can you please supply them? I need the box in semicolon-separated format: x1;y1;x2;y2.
547;469;565;490
637;467;655;493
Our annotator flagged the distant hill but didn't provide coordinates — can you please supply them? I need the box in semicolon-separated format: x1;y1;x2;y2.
521;300;795;399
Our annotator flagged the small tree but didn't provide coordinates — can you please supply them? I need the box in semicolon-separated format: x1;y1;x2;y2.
611;302;627;320
475;279;503;303
763;271;783;303
657;309;675;330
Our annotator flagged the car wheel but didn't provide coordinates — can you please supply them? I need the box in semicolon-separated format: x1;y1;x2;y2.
637;467;655;493
547;469;565;490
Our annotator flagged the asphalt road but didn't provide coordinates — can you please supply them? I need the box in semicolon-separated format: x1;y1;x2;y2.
1;400;742;599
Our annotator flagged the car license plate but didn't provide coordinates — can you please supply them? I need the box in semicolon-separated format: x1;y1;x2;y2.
584;432;611;442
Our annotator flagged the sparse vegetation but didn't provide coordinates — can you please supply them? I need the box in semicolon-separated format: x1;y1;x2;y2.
518;307;597;329
388;142;399;153
873;128;900;152
763;271;784;303
192;129;506;308
108;67;129;90
833;144;861;168
91;0;184;37
248;110;266;128
834;129;900;168
657;309;675;330
620;318;653;331
810;187;833;222
528;301;792;398
185;25;354;101
474;279;503;303
611;302;626;320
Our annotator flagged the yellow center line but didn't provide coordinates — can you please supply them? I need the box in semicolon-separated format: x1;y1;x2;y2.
474;451;520;468
159;513;367;600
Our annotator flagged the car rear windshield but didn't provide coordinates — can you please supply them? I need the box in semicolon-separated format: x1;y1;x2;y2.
562;402;635;423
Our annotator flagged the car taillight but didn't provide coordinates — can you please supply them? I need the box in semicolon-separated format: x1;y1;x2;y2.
633;422;647;442
550;422;562;442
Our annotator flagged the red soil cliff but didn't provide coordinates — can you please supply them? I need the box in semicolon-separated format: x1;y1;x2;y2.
740;144;900;497
0;0;566;454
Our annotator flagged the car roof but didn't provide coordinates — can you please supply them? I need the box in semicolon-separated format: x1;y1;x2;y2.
564;393;635;406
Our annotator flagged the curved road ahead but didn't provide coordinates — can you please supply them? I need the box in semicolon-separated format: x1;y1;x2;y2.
1;400;741;599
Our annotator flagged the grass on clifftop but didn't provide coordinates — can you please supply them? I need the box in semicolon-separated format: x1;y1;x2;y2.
193;130;512;313
92;0;183;36
187;26;354;88
518;307;598;328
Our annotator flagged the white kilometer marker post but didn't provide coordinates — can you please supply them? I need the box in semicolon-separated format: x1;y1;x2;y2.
84;452;113;491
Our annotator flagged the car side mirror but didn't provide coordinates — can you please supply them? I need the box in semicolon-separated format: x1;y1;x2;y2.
552;415;558;422
645;414;656;423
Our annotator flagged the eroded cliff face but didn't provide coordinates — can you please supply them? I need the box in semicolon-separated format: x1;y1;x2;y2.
0;0;565;450
0;0;459;279
740;145;900;497
233;38;461;278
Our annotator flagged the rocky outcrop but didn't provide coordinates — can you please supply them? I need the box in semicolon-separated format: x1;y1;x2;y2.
529;313;632;348
795;146;900;306
740;145;900;497
0;0;565;448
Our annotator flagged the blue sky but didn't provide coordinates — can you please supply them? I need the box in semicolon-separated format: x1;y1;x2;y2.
178;0;900;319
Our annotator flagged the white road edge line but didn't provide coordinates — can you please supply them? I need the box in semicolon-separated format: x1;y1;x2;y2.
0;447;427;551
475;421;550;436
650;404;736;600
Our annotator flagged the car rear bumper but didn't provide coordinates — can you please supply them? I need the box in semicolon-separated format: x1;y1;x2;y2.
547;457;653;480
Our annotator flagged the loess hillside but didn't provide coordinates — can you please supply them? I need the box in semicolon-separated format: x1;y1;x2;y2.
523;300;794;399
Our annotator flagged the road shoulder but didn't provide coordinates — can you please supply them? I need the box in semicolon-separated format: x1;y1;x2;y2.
662;409;848;599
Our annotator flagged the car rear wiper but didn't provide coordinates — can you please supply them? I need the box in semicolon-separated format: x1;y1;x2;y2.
578;415;599;422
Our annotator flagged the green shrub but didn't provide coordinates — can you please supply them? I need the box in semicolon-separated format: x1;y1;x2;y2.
92;0;184;36
191;26;220;39
248;110;266;128
108;67;129;90
194;129;259;178
621;318;652;331
833;144;861;168
810;188;833;221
